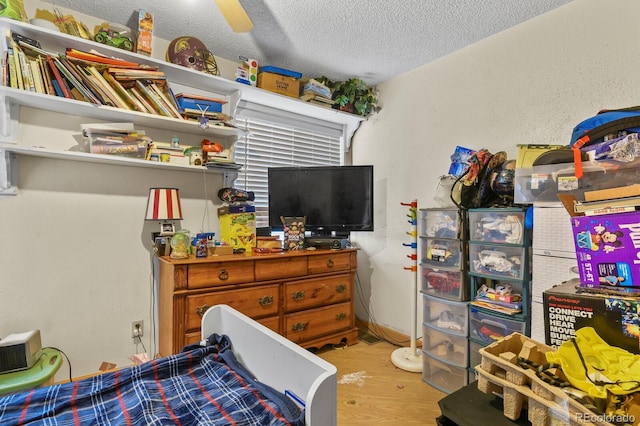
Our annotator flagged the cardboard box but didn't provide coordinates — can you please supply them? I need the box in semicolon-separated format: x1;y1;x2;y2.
515;144;564;169
543;279;640;354
570;210;640;287
257;72;300;98
218;205;256;251
136;10;153;56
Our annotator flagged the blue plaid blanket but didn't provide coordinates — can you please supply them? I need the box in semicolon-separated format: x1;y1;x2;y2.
0;334;304;425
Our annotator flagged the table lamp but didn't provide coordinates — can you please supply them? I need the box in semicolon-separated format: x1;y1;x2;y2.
145;187;183;237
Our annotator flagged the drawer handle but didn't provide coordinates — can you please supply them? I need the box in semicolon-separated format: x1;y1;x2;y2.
259;295;274;306
336;284;347;293
292;290;305;301
292;322;308;332
327;259;334;268
218;269;229;281
196;304;211;317
335;312;347;321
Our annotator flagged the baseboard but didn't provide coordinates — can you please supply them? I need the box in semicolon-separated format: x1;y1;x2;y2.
356;318;422;348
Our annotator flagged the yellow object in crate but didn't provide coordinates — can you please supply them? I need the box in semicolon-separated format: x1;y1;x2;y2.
218;205;256;252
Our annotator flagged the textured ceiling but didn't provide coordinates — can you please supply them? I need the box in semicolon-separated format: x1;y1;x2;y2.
46;0;573;86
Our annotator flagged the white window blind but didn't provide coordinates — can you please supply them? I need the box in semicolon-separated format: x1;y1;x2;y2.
233;104;345;228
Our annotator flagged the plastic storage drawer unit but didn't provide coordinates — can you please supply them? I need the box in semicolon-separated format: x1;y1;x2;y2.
422;293;468;336
468;242;527;280
468;307;527;345
468;209;526;245
421;237;463;269
421;266;467;301
422;351;468;394
422;322;468;367
421;208;463;239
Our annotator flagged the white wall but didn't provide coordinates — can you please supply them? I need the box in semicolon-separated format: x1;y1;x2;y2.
350;0;640;337
0;1;240;380
4;0;639;380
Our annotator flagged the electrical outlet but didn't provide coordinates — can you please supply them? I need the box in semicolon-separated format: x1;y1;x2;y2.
131;320;144;338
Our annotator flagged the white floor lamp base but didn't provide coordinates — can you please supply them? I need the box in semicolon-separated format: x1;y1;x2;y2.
391;347;423;373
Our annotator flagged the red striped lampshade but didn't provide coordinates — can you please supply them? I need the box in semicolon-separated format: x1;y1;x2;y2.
145;188;183;221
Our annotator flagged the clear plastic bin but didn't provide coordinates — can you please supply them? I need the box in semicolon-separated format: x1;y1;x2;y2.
468;307;527;344
468;209;526;245
468;242;527;280
422;322;468;367
420;208;463;239
422;293;468;336
468;338;486;370
421;237;463;269
421;265;468;301
421;351;468;394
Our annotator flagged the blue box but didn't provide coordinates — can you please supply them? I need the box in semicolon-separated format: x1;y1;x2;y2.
177;97;223;113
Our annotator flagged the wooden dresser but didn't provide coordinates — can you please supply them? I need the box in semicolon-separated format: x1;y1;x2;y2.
157;249;359;355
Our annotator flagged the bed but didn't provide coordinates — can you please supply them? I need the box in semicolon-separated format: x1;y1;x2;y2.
0;305;337;425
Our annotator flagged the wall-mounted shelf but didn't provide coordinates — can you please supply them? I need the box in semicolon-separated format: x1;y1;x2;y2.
0;16;364;195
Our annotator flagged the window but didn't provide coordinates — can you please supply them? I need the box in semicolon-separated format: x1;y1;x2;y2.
233;101;346;228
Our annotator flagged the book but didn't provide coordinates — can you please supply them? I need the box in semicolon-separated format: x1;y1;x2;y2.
583;206;638;216
102;71;144;112
65;48;143;69
135;80;171;117
52;56;98;103
129;86;155;114
107;67;165;80
148;82;182;118
29;59;45;94
16;48;34;91
8;37;24;91
58;56;102;104
7;48;17;89
46;55;71;98
85;65;130;109
69;63;112;106
470;299;522;315
573;195;640;214
37;56;55;95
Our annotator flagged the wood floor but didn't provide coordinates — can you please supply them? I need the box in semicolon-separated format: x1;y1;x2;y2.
314;337;447;425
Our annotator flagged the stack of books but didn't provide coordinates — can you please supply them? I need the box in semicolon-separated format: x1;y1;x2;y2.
174;93;231;124
470;284;523;315
5;30;184;120
299;79;334;108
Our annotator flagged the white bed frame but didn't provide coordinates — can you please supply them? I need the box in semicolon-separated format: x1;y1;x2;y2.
201;305;337;426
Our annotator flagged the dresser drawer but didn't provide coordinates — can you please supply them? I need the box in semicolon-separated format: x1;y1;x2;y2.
184;314;280;346
308;252;351;274
185;284;280;331
284;274;351;313
285;302;351;343
255;256;307;281
187;260;255;289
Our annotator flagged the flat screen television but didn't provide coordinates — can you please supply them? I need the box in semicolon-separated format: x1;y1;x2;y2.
268;165;374;236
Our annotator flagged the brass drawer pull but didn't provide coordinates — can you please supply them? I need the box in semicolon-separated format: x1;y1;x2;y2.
326;259;334;268
196;304;211;317
336;284;347;293
292;322;308;332
292;290;305;301
335;312;347;321
218;269;229;281
259;295;274;306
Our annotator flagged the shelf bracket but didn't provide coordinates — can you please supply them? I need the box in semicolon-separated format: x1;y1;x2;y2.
0;95;19;143
223;170;238;187
0;148;18;195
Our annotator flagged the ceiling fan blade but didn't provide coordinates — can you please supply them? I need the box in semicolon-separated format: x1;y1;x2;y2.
215;0;254;33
